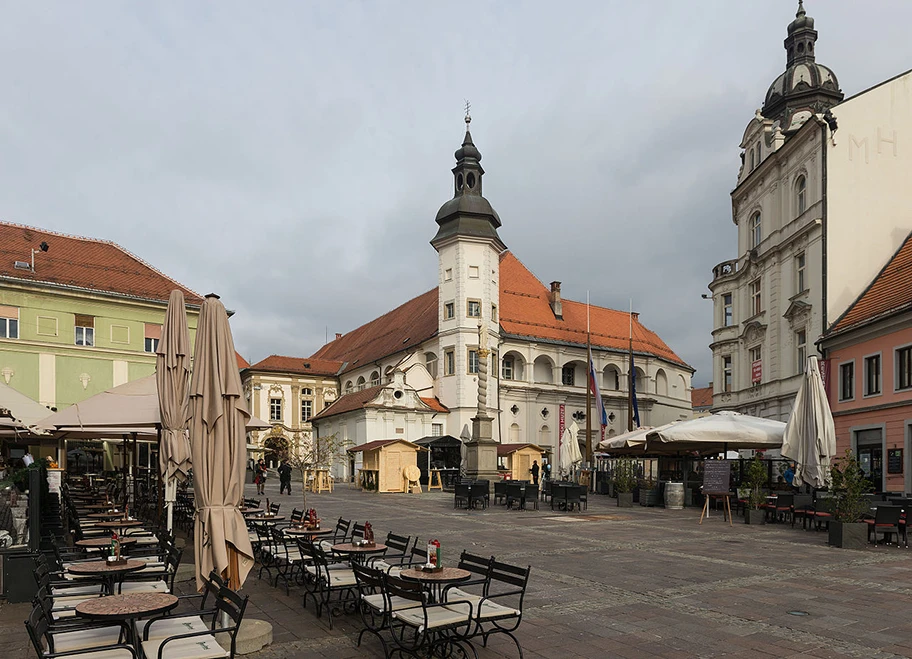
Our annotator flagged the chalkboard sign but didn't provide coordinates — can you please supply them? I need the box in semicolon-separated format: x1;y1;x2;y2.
702;460;731;494
888;449;903;475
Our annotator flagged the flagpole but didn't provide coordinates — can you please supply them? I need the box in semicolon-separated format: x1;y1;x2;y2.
628;299;634;432
586;292;592;468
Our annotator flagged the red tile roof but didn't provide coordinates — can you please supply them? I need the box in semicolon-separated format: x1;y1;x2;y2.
420;397;448;413
311;289;438;375
691;386;713;410
245;354;343;377
497;443;544;456
348;439;424;453
0;222;202;304
831;231;912;333
311;385;383;421
499;252;688;366
236;353;250;370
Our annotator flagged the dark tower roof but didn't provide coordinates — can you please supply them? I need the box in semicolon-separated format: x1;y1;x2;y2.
761;1;843;131
431;114;505;250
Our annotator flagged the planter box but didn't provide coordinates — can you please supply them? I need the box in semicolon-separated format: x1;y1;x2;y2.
617;492;634;508
828;521;867;549
745;509;765;525
639;488;659;507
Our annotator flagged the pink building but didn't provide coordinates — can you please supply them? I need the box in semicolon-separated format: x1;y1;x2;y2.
821;232;912;493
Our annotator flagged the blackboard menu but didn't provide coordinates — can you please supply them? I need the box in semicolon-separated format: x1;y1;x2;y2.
888;449;903;475
702;460;731;494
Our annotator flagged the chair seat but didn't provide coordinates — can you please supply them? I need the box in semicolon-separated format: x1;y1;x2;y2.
52;625;125;652
393;602;472;632
444;587;483;606
815;512;832;517
476;599;520;620
135;615;209;640
53;594;100;608
141;634;228;659
43;646;134;659
362;593;420;613
119;580;169;594
52;583;104;597
327;570;357;587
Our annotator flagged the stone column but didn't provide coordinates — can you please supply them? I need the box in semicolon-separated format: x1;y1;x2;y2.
465;323;499;491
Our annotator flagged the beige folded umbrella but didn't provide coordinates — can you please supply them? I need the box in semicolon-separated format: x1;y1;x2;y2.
157;290;192;532
189;294;254;591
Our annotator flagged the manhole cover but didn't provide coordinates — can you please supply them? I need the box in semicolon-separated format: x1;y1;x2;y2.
787;610;810;616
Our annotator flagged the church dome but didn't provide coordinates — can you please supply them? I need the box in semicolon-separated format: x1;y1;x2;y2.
764;62;840;111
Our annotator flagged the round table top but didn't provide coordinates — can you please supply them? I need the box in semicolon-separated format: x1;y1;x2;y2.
77;593;178;619
246;514;285;522
76;537;138;548
87;512;123;519
83;503;116;510
332;542;387;554
400;567;472;583
96;519;144;529
67;559;145;576
284;527;333;537
240;507;262;514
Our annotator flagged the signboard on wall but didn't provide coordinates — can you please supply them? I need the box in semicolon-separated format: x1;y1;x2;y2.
818;359;830;393
751;360;762;384
888;448;903;475
559;404;566;440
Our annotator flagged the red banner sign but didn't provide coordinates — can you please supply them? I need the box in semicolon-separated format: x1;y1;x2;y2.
818;358;830;395
751;360;762;384
558;404;566;443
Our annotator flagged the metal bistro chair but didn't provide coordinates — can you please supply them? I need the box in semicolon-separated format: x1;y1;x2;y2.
524;483;540;511
505;483;524;510
866;505;905;546
454;482;471;509
469;482;488;510
387;574;475;658
493;481;508;505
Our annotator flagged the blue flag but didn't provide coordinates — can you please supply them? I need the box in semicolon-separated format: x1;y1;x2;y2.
629;351;641;428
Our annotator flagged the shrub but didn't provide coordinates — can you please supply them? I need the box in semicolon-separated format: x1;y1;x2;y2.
612;458;638;494
830;450;871;523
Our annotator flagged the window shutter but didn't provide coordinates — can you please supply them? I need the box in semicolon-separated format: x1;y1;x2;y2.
74;314;95;328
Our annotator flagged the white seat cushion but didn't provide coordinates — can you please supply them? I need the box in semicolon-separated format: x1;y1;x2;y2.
52;594;100;608
135;615;209;640
362;593;420;612
52;625;124;652
444;587;483;606
46;647;133;659
52;583;104;597
476;599;520;620
141;634;228;659
327;570;357;587
393;602;472;632
119;580;169;594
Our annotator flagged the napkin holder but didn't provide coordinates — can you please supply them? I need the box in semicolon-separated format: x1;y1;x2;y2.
420;564;443;573
106;556;128;566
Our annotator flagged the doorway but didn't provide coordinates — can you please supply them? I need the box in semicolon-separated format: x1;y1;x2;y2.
856;428;884;492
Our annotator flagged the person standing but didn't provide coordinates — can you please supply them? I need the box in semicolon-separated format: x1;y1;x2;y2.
530;460;540;486
255;459;267;496
278;459;292;495
543;460;552;481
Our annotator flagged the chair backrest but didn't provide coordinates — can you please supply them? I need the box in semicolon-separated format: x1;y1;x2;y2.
384;573;427;606
455;483;471;499
352;522;366;540
816;498;835;513
290;508;304;524
875;505;903;524
494;482;507;496
25;604;53;655
384;533;411;555
525;483;539;500
793;494;813;509
487;559;531;599
410;545;428;565
212;586;249;656
506;483;523;497
776;494;794;508
542;480;552;496
352;562;384;594
334;517;351;540
552;484;567;500
470;483;487;499
457;551;493;578
201;570;227;611
269;502;281;515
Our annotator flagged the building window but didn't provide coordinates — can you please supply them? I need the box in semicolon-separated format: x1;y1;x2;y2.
722;293;733;327
749;279;762;316
444;302;455;320
796;175;807;216
467;300;481;318
468;266;479;278
301;388;313;395
749;346;762;386
839;361;854;401
468;350;479;374
431;423;443;437
722;355;733;393
796;253;806;294
864;354;882;397
269;398;282;422
750;212;761;249
444;268;453;281
561;365;575;386
301;399;312;422
444;349;455;376
144;338;159;353
0;316;18;340
897;346;912;391
75;326;94;347
491;304;497;322
502;357;514;380
796;330;807;374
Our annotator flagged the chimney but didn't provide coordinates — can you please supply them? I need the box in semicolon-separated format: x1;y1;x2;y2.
549;281;563;319
335;333;343;341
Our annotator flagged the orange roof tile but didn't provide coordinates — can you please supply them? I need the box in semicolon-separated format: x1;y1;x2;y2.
419;397;449;413
236;353;250;370
691;386;713;409
0;222;202;304
831;231;912;333
311;385;383;421
499;252;689;367
311;289;438;374
246;354;343;377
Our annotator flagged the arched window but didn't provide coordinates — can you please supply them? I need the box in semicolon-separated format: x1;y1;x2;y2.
369;371;380;386
509;423;521;443
356;376;366;390
795;175;807;216
344;380;353;394
750;148;755;171
603;365;621;391
655;369;668;397
750;212;762;249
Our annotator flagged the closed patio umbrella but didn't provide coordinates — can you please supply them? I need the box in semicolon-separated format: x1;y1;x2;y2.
189;294;254;591
156;290;192;532
559;422;583;478
782;356;836;488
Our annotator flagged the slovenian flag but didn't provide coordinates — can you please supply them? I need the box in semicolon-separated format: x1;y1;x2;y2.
630;350;641;428
588;353;608;428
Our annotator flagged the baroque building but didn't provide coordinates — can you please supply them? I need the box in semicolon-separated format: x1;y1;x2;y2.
707;1;912;422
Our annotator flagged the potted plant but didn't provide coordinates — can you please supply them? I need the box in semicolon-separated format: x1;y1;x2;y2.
613;458;637;508
639;474;659;507
743;455;767;525
828;450;871;549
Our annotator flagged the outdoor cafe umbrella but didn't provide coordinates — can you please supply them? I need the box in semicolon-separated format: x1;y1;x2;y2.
188;294;254;591
782;356;836;488
156;290;192;532
559;421;583;478
459;424;470;475
644;411;786;455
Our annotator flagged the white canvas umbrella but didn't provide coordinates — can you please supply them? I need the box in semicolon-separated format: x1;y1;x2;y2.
459;424;471;475
597;423;681;454
644;411;785;455
782;356;836;488
559;422;583;478
0;381;52;428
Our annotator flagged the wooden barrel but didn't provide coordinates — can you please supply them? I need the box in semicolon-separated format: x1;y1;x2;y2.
664;482;685;510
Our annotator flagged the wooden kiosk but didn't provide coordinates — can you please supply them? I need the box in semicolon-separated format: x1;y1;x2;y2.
349;439;427;493
496;444;545;481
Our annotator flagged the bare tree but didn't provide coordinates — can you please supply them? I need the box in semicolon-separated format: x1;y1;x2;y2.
280;431;352;507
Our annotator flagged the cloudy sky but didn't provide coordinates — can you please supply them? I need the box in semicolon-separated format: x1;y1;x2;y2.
2;1;911;386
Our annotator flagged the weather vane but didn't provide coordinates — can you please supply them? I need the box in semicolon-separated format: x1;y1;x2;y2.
464;99;471;126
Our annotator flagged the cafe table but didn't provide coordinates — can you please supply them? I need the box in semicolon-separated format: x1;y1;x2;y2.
96;519;145;534
76;536;138;557
240;506;262;514
245;513;285;524
399;567;472;603
331;542;387;565
67;559;146;595
83;503;117;510
284;526;333;538
87;511;124;520
76;592;178;652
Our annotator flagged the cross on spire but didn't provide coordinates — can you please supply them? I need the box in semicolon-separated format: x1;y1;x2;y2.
464;99;471;127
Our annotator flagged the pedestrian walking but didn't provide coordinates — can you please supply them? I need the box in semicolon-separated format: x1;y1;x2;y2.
530;460;540;486
278;459;292;495
255;458;267;496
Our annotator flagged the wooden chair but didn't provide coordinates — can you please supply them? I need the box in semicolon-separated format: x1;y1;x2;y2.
428;469;444;491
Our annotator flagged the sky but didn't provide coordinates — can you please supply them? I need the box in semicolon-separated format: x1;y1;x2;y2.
2;1;912;387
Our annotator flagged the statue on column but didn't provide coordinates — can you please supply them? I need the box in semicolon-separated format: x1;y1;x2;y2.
477;322;489;415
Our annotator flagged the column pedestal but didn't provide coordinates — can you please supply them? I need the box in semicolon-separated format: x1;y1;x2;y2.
465;413;499;493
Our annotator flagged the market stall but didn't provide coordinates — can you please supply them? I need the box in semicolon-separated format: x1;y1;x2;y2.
348;439;427;493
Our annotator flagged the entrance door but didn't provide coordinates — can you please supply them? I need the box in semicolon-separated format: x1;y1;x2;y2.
856;428;884;492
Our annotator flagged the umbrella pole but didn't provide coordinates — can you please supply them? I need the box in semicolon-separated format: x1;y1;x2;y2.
132;433;139;510
122;435;129;509
157;428;164;528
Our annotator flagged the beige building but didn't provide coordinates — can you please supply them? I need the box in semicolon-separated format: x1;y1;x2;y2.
707;3;912;421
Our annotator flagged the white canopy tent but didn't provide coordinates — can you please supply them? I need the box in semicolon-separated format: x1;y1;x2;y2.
644;411;786;455
559;421;583;478
0;381;53;430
